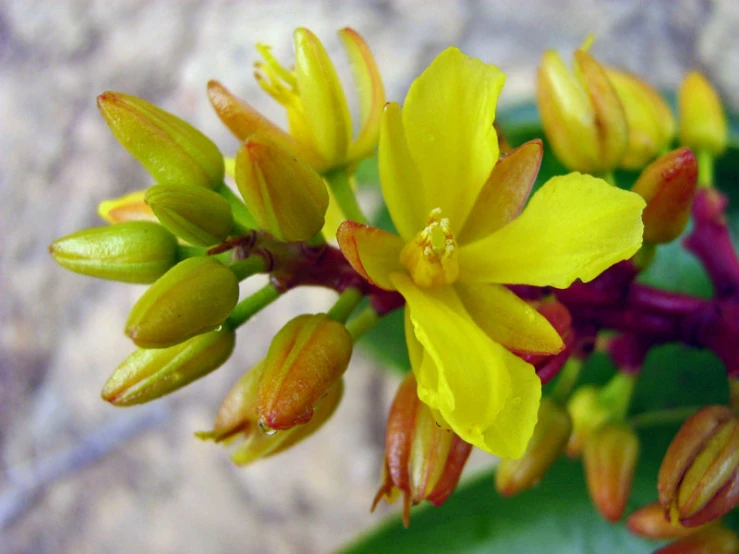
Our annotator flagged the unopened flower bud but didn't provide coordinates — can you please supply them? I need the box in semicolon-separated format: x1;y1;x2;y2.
125;256;239;348
198;363;344;465
256;314;352;431
606;68;675;169
98;190;156;224
631;148;698;244
627;502;705;540
49;221;177;283
658;406;739;527
235;138;328;242
102;327;235;406
566;385;611;457
145;184;233;246
537;47;627;173
584;421;640;521
496;397;571;495
97;92;224;189
655;525;739;554
679;72;728;157
372;373;472;527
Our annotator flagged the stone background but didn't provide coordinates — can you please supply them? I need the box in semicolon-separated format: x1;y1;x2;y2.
1;1;738;553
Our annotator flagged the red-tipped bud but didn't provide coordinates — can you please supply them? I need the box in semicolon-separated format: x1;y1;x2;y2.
631;148;698;244
495;397;572;496
256;314;353;431
658;406;739;527
584;422;640;521
372;374;472;527
655;525;739;554
627;502;706;540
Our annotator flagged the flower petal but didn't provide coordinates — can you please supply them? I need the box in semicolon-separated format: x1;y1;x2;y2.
402;47;505;233
392;273;541;459
336;221;405;290
379;102;427;240
458;140;543;244
455;282;564;355
459;173;645;288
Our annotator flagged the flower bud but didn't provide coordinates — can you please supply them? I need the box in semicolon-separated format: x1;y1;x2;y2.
658;406;739;527
102;327;235;406
49;221;177;283
584;421;640;521
145;184;233;247
125;256;239;348
256;314;352;431
627;502;705;540
630;147;698;244
537;48;627;173
372;373;472;527
495;397;572;496
98;190;157;224
606;68;675;169
566;385;611;457
198;363;344;465
234;138;328;242
97;92;224;189
679;71;728;157
655;525;739;554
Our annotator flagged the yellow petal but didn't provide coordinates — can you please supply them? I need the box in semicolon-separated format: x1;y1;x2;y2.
458;140;543;244
379;102;427;240
402;47;505;233
392;273;541;459
294;28;352;165
98;190;157;224
336;221;405;290
459;173;645;288
455;282;563;355
339;28;385;162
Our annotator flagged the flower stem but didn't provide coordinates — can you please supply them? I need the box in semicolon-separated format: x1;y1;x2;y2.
697;149;714;188
230;256;266;281
215;182;256;233
601;171;617;186
551;358;583;403
629;406;701;430
599;372;636;421
327;287;363;324
346;306;379;342
226;283;281;329
325;168;369;224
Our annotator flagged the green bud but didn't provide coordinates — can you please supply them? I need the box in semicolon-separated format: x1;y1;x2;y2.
125;256;239;348
145;184;233;246
102;327;235;406
97;92;224;189
49;221;178;283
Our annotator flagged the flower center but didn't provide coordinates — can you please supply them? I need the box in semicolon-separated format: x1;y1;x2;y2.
400;208;459;288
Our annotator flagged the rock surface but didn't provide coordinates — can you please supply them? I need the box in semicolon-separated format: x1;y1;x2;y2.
1;1;737;552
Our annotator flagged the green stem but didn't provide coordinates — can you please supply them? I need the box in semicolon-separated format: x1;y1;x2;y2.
598;372;637;421
629;406;701;430
229;256;266;281
327;287;363;324
346;306;379;342
325;168;369;224
176;244;208;261
601;171;617;186
226;283;281;329
551;358;583;404
697;149;714;188
307;231;327;247
632;243;657;272
215;182;256;233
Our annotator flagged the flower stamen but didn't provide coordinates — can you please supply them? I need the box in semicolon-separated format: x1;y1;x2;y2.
400;208;459;287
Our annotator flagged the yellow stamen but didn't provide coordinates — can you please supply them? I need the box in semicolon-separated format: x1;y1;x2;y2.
400;208;459;287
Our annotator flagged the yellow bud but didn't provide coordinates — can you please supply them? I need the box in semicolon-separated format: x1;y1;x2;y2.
125;257;239;348
234;138;328;242
49;221;177;283
145;184;233;246
97;92;224;189
606;68;676;169
256;314;353;431
98;190;157;224
102;327;235;406
679;71;728;157
566;385;611;457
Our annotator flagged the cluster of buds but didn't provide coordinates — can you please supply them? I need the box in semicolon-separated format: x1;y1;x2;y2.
48;23;739;545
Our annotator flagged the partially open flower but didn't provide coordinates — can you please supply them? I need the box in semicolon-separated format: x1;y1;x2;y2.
372;373;472;527
627;502;707;540
654;525;739;554
98;190;156;224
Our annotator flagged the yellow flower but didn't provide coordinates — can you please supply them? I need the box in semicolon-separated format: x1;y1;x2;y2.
337;47;645;458
209;27;385;175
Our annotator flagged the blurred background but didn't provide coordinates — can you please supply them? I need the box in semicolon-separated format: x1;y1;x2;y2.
1;1;738;552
